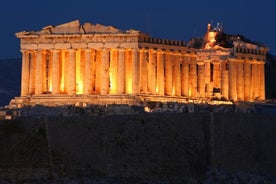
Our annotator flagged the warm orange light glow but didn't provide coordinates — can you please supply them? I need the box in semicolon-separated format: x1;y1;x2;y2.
172;86;175;96
109;50;118;94
49;79;52;92
155;85;158;94
76;50;84;94
109;75;118;94
126;80;132;94
76;81;83;94
144;106;151;112
188;87;191;97
205;32;217;49
60;81;64;92
60;50;65;92
125;50;132;94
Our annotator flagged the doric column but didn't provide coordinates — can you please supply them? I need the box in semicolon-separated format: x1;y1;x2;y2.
229;60;237;101
29;51;36;95
20;50;30;96
204;60;211;84
255;62;261;100
132;48;140;95
251;62;259;100
35;50;44;95
84;49;92;95
204;60;211;97
90;49;96;93
173;53;181;96
221;68;229;100
101;48;110;94
67;49;76;95
125;49;132;94
95;49;102;94
109;49;118;94
244;61;251;101
148;49;157;94
157;50;164;95
237;61;244;101
165;51;173;95
118;48;126;94
259;62;265;100
213;62;221;90
182;56;189;96
189;57;197;97
75;49;84;95
139;49;147;94
197;61;205;97
51;50;60;94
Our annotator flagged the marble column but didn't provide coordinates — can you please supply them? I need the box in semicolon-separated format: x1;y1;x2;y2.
132;49;140;95
139;49;148;93
95;49;102;94
148;49;157;94
204;60;211;97
165;52;173;95
189;57;197;97
157;51;164;95
173;54;181;96
91;49;96;93
75;49;84;94
251;62;259;100
213;62;221;90
197;62;205;97
125;49;132;94
84;49;92;95
237;61;244;101
43;51;51;93
20;50;30;96
29;51;36;95
229;60;237;101
221;69;229;100
67;49;76;95
51;50;60;94
101;48;110;94
244;61;251;101
118;49;126;94
109;49;118;94
35;50;44;95
182;56;189;97
259;62;265;100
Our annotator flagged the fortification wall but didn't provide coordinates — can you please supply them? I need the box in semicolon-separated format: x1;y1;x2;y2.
0;113;275;182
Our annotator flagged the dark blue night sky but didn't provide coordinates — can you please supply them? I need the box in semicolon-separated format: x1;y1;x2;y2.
0;0;275;59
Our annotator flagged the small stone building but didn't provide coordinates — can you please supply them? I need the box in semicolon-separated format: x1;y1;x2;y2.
10;20;267;107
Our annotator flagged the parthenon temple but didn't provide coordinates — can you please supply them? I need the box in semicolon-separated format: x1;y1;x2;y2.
10;20;267;106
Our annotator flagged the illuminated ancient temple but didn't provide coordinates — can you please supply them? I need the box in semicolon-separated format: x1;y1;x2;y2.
10;20;267;107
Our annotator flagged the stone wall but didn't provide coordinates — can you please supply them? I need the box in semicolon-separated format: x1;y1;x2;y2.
0;113;275;182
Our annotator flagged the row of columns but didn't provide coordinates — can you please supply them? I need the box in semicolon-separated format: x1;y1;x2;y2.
229;59;265;101
20;49;265;101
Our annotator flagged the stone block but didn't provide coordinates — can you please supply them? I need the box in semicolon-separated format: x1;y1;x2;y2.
104;42;120;48
54;43;71;49
88;42;104;48
21;43;38;50
120;42;138;48
71;42;87;49
38;43;54;49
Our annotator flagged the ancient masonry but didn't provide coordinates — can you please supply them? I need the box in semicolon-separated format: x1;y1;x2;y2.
9;20;267;107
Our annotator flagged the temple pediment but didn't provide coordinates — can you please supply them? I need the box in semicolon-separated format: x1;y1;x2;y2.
44;20;82;34
16;20;141;37
82;22;122;34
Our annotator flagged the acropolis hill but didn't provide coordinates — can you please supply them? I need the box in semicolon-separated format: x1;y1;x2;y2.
9;20;268;107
